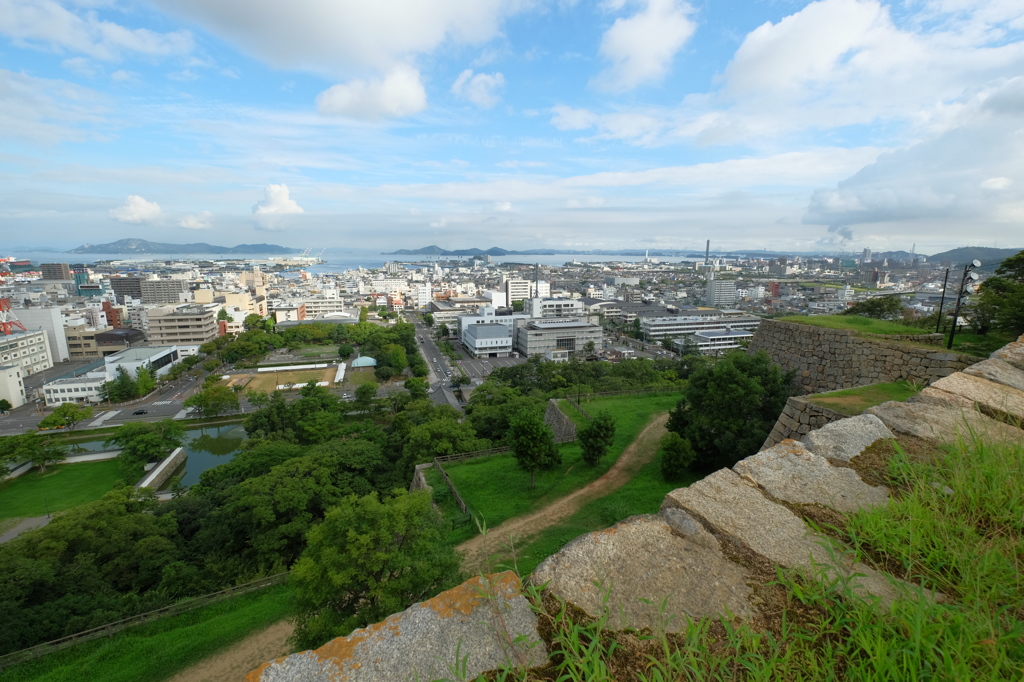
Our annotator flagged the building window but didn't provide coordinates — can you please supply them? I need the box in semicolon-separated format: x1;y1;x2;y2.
555;338;576;351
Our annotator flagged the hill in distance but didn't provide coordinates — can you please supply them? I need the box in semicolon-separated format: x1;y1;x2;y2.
68;238;301;255
925;246;1022;265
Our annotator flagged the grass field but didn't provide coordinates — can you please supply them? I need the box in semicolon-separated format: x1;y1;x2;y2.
0;585;294;682
489;455;701;575
244;368;335;393
807;380;922;416
0;459;123;521
343;368;379;388
437;393;681;544
779;315;924;335
295;345;339;359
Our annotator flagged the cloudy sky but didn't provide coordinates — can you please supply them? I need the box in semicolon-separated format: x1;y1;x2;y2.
2;0;1023;255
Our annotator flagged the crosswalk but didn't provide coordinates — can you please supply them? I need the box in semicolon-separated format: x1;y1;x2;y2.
152;400;173;405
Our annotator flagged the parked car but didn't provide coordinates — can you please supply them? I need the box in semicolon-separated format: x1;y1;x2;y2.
132;409;148;415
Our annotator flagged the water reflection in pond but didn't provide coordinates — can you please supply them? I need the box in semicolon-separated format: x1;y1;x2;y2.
177;424;247;485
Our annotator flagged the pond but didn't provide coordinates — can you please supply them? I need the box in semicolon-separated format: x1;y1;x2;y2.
71;423;248;487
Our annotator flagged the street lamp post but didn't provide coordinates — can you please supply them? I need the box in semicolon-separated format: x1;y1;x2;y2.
946;260;981;350
934;268;950;334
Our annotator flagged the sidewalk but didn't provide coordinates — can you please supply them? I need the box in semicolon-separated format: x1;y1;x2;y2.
0;515;50;544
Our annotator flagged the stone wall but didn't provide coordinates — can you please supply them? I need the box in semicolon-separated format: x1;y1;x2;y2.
545;398;578;442
749;319;979;394
761;396;848;450
134;447;186;491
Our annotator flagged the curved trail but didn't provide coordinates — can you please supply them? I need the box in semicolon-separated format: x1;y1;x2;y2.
458;412;669;571
166;620;293;682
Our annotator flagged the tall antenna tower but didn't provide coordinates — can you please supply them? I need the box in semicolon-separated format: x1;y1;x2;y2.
0;298;28;335
705;240;710;266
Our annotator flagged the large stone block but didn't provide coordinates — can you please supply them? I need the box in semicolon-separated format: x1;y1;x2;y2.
531;514;753;632
801;414;893;463
868;399;1023;446
662;469;903;606
964;358;1024;393
246;572;546;682
929;372;1024;421
734;440;888;513
991;334;1024;372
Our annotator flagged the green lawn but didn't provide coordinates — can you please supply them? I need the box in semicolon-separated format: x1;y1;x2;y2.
438;393;681;544
0;459;123;521
491;456;701;576
778;315;924;335
946;330;1017;358
807;380;922;416
0;585;294;682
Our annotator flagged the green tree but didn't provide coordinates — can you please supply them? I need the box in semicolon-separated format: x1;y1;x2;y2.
217;308;234;323
374;366;396;383
667;350;793;471
290;490;462;650
355;382;379;413
422;312;434;326
976;250;1024;335
338;343;354;360
135;365;156;396
508;409;560;488
511;299;525;312
578;411;616;466
359;306;369;323
106;420;185;482
243;313;264;331
584;340;597;355
841;296;906;320
0;399;12;413
0;432;67;473
184;384;240;417
102;365;139;403
659;432;696;480
403;377;428;401
435;323;450;340
37;402;94;432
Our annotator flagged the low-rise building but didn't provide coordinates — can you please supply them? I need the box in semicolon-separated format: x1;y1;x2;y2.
463;323;514;358
640;309;761;340
679;328;754;355
146;304;218;345
514;319;603;358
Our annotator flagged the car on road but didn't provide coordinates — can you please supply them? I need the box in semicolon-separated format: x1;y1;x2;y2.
132;409;148;415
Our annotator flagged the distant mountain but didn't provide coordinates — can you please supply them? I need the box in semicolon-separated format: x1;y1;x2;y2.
926;246;1022;265
68;239;301;255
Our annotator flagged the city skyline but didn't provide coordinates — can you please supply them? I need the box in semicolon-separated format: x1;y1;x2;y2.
2;0;1023;252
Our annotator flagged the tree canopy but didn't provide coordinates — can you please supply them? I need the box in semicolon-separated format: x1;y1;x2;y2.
290;490;461;650
841;295;906;320
508;409;560;488
667;350;793;471
976;250;1024;335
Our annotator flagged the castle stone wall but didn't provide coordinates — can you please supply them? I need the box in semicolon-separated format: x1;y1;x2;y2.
761;396;848;450
749;319;979;394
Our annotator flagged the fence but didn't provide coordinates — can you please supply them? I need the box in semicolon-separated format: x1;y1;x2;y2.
0;572;289;670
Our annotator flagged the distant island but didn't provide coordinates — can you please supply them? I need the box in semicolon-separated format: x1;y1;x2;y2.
68;238;301;255
387;244;1022;263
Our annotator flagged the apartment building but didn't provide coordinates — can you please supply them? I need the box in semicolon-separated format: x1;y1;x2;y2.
0;329;53;377
504;278;531;303
146;305;218;345
110;277;189;304
0;365;26;410
64;323;112;359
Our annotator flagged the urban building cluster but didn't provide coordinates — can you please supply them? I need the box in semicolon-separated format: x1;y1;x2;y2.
0;247;959;411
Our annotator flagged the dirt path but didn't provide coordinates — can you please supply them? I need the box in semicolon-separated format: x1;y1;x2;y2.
458;412;669;571
167;620;294;682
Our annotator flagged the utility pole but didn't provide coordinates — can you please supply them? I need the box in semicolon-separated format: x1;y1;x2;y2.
934;268;949;333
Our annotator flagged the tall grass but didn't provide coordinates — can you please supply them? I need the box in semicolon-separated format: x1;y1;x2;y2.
0;585;294;682
457;434;1024;681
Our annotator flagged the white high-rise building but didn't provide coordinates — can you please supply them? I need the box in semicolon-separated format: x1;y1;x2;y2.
504;278;531;303
414;283;432;308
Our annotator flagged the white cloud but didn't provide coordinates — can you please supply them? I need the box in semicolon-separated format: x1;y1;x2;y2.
110;195;161;223
980;176;1011;190
594;0;697;91
494;201;512;211
178;210;212;229
566;196;605;208
252;184;304;214
316;65;427;119
803;78;1024;242
151;0;523;74
0;0;193;61
61;56;99;78
110;69;136;82
452;69;506;107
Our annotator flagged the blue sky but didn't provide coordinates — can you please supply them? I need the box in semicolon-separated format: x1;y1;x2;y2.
2;0;1023;255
